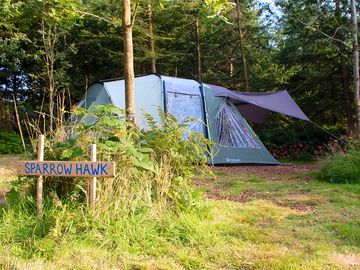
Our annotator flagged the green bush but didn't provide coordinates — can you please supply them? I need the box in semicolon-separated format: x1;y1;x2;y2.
0;131;24;154
317;149;360;184
21;104;212;212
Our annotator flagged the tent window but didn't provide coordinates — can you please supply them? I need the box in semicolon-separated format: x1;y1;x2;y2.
216;101;261;149
166;92;205;135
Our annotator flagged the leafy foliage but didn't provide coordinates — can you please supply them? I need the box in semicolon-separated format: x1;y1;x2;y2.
0;104;214;267
0;131;24;154
317;148;360;184
1;0;357;139
22;104;211;211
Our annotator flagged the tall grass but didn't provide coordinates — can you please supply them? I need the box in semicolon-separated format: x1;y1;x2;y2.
0;105;214;264
317;142;360;184
0;193;212;263
18;105;211;213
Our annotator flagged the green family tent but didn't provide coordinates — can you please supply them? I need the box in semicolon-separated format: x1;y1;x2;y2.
79;74;311;165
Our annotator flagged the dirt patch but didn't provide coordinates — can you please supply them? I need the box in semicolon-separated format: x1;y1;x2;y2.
0;167;15;176
194;163;321;212
212;163;321;182
0;155;22;205
0;155;22;168
0;155;20;176
0;155;22;183
332;253;360;268
200;188;316;212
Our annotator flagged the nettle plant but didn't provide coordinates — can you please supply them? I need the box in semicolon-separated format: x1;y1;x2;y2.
30;105;212;213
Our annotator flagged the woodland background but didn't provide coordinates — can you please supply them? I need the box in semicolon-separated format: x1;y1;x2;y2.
0;0;359;149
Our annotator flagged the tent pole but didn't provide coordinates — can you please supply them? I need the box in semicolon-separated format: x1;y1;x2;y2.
199;85;214;166
162;81;168;113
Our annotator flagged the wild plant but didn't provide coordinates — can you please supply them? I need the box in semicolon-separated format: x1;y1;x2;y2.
11;104;212;214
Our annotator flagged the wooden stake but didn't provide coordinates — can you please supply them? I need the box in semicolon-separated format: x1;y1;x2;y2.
89;144;97;208
37;135;45;215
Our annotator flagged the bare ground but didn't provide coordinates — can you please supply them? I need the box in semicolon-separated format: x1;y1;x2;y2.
212;163;322;181
0;155;22;205
194;163;323;212
0;155;20;179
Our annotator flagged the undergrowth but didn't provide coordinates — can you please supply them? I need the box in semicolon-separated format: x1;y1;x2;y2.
1;193;212;263
0;131;25;154
317;142;360;184
0;105;213;266
21;105;212;212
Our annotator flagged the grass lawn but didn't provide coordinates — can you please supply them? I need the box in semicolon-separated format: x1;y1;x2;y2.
0;161;360;269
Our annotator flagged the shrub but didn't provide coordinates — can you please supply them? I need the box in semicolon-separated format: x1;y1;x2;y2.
0;131;24;154
1;105;213;264
20;105;212;213
317;149;360;184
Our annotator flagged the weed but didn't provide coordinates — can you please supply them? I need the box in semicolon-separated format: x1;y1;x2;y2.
317;149;360;184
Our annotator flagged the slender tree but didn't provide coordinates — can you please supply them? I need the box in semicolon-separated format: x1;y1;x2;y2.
335;0;353;133
236;0;249;91
40;0;77;133
350;0;359;137
195;15;202;81
122;0;136;123
147;0;156;73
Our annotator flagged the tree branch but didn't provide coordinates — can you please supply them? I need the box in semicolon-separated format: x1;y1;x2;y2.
72;7;114;24
131;2;139;28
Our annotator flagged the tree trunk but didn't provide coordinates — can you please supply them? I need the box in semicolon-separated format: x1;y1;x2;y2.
236;0;249;91
41;17;56;133
195;15;202;81
12;74;17;101
147;0;156;73
350;0;360;137
49;84;54;132
122;0;136;124
336;0;353;133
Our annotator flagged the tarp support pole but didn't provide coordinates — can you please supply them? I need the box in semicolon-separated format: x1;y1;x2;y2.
199;85;211;140
199;85;214;166
162;81;168;113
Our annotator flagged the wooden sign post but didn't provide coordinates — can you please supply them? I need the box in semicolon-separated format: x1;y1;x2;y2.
90;144;97;208
17;135;115;213
37;135;44;215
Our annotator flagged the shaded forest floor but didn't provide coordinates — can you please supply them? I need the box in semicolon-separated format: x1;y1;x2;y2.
1;156;360;269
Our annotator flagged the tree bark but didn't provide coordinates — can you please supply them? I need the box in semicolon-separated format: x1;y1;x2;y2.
350;0;360;137
12;75;17;101
122;0;136;124
335;0;353;133
236;0;249;91
195;15;202;81
147;0;156;73
41;18;56;133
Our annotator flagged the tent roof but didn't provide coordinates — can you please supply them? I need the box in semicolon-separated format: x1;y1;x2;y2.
95;74;310;123
205;84;310;123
